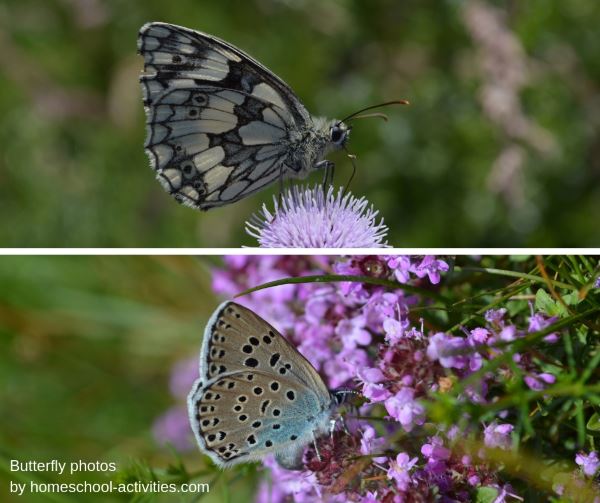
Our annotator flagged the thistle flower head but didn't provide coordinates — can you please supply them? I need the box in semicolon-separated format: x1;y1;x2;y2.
245;185;389;248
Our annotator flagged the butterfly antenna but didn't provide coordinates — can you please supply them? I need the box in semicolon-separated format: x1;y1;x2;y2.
348;112;389;122
337;99;409;126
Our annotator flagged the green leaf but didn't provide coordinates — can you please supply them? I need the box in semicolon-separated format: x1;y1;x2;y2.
475;486;499;503
535;289;568;317
509;255;532;262
562;291;581;306
587;412;600;431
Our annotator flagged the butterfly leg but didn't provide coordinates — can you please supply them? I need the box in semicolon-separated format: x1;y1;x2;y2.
315;160;335;191
328;417;344;452
312;431;322;462
277;163;285;209
329;418;338;443
326;163;335;188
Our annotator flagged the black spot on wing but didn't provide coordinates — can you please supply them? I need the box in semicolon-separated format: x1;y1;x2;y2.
233;96;268;125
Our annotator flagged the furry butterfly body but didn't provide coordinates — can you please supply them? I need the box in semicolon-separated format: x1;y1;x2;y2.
187;301;342;469
138;22;350;210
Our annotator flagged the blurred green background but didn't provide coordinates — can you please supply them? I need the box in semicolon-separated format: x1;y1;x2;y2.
1;0;599;247
0;256;261;502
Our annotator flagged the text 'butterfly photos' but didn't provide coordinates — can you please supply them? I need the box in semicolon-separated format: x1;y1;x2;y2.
138;22;408;210
187;301;355;470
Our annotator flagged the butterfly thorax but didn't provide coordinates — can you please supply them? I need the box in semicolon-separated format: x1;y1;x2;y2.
285;117;346;179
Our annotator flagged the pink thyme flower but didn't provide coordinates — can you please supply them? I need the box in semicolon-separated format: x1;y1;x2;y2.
360;425;388;463
387;452;418;491
485;308;507;326
387;255;412;283
499;325;517;342
528;302;559;342
410;256;449;284
426;332;468;369
524;372;556;391
324;347;369;388
421;436;451;476
360;491;379;503
484;423;514;450
245;185;389;248
470;327;490;344
575;451;600;477
421;436;451;463
385;387;425;431
383;316;409;345
336;315;372;349
362;382;392;402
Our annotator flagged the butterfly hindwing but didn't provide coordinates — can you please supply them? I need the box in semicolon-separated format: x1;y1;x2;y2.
138;22;312;209
188;370;327;468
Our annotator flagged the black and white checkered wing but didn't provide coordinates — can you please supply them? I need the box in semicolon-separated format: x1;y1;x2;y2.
138;22;312;210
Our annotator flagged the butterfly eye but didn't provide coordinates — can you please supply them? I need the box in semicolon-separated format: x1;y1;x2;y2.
330;125;346;145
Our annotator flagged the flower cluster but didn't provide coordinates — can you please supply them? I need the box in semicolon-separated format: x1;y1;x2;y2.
154;255;595;502
210;255;508;502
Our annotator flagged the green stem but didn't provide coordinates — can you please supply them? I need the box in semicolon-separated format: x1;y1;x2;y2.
234;274;448;303
453;266;577;291
447;282;531;333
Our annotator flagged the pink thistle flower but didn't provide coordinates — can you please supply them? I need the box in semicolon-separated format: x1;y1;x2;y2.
246;185;389;248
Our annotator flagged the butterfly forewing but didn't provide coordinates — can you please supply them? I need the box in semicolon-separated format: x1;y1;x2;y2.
199;302;329;396
138;22;314;209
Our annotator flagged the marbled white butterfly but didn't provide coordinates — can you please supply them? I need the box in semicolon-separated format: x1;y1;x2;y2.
138;22;406;210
